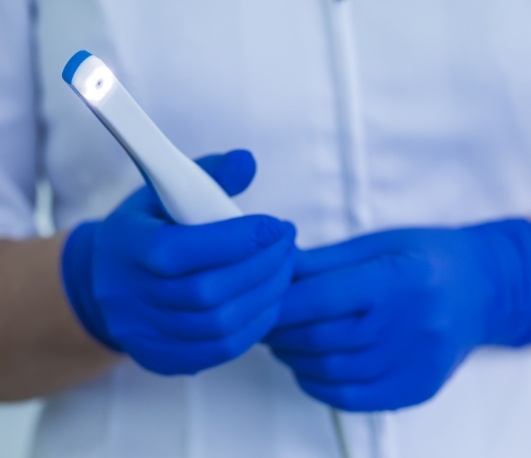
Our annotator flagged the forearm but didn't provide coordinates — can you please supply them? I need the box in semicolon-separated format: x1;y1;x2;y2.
0;234;120;401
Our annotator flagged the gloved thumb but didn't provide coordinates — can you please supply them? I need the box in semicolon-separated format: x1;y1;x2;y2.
114;150;255;221
195;149;256;197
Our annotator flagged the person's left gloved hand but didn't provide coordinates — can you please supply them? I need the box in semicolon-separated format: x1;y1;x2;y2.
266;219;531;411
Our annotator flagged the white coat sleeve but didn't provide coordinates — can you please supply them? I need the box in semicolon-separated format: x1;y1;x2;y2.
0;0;38;239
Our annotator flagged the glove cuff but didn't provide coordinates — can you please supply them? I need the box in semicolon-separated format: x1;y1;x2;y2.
471;219;531;347
62;222;121;352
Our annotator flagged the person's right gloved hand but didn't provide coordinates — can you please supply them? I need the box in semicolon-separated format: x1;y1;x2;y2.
61;150;297;375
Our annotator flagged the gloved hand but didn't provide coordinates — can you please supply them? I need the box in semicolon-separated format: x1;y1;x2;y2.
266;220;531;411
62;150;297;375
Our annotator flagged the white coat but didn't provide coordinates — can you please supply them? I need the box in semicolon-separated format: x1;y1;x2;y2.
3;0;531;457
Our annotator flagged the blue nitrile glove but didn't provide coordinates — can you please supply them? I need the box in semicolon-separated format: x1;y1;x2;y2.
266;219;531;411
62;150;297;375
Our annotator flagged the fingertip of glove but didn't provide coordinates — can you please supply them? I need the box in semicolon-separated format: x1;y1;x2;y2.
282;221;297;241
220;149;257;196
251;216;296;248
226;149;256;173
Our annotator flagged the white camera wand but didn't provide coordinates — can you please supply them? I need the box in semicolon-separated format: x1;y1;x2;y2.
62;50;242;225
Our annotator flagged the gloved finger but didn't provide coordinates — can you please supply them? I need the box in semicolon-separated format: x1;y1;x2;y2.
110;150;256;227
166;259;293;340
125;255;294;340
272;336;405;384
266;311;394;354
295;229;419;279
136;216;295;277
276;255;408;328
122;302;281;376
195;149;256;197
116;149;255;218
148;226;296;309
295;356;442;412
115;185;169;220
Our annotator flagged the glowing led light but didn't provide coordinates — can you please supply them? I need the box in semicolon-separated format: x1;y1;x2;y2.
81;65;115;103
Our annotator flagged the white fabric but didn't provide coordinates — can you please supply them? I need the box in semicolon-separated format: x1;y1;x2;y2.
0;0;38;239
2;0;531;456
